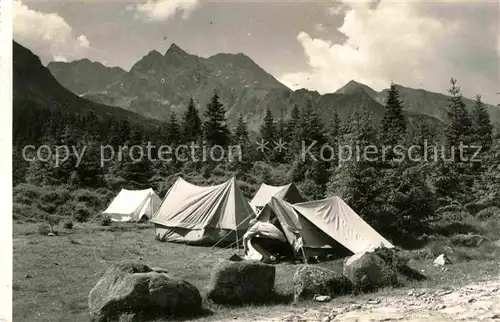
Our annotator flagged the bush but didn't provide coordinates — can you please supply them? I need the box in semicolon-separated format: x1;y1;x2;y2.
298;179;324;201
71;189;104;208
37;223;51;235
40;188;70;206
72;202;93;222
101;215;112;226
63;221;74;229
464;202;488;215
13;203;36;222
13;184;44;205
476;207;500;220
436;204;463;214
438;210;472;222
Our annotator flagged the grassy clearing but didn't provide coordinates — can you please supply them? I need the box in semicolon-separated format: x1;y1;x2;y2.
13;223;500;322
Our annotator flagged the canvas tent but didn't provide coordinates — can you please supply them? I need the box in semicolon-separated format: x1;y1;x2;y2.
151;177;255;245
256;196;393;258
103;188;161;222
250;183;305;210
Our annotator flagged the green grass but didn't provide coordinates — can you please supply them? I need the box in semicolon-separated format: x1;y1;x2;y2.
13;223;500;322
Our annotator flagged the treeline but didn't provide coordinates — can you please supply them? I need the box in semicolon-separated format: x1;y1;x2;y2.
13;79;500;246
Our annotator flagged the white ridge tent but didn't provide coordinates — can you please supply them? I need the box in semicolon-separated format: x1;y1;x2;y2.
256;196;393;257
250;183;305;210
103;188;161;222
151;177;255;245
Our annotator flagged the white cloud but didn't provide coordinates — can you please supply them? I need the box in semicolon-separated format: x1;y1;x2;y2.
280;0;499;103
314;23;326;33
133;0;200;21
13;0;91;63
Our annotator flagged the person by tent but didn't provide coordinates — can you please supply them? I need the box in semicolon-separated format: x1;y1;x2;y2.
243;219;293;262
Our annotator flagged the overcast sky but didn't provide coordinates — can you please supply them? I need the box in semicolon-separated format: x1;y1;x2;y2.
13;0;500;104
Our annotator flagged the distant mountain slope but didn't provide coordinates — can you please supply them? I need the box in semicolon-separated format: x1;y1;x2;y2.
45;43;498;131
13;41;157;125
335;82;500;124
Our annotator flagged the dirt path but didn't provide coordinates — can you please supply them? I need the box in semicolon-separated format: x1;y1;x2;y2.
227;276;500;321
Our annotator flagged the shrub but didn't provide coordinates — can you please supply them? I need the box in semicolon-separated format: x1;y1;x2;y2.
63;221;74;230
251;161;273;184
211;164;228;177
450;234;487;247
298;179;324;201
60;202;94;222
436;204;463;214
476;207;500;220
464;202;488;215
40;188;70;206
13;203;36;222
101;215;112;226
37;223;51;235
71;189;103;208
13;184;44;205
438;210;472;222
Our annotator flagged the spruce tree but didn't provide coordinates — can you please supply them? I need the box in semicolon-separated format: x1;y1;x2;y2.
233;114;249;144
166;112;180;145
381;83;407;146
203;92;230;147
232;115;252;170
328;110;342;143
445;78;472;151
260;108;276;144
471;94;493;151
183;98;202;143
285;104;302;160
300;101;326;146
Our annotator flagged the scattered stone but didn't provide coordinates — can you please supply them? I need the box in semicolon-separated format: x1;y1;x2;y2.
24;274;32;279
468;298;476;303
207;260;275;305
228;254;243;261
88;261;201;321
434;304;446;310
293;265;352;301
433;254;451;266
322;315;335;322
314;295;332;302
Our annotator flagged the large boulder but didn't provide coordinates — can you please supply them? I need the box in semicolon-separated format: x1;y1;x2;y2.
343;251;398;292
293;265;352;302
88;262;202;322
206;260;275;305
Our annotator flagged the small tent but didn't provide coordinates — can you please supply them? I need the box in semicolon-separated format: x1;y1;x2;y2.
250;183;305;210
151;177;255;245
103;188;161;222
256;196;393;258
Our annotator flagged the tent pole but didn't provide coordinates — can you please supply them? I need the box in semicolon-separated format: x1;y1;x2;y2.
235;229;239;254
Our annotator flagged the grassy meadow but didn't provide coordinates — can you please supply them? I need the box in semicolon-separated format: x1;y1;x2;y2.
13;222;500;322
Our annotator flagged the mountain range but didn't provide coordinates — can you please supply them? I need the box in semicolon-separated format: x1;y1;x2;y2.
13;41;157;126
16;41;500;133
